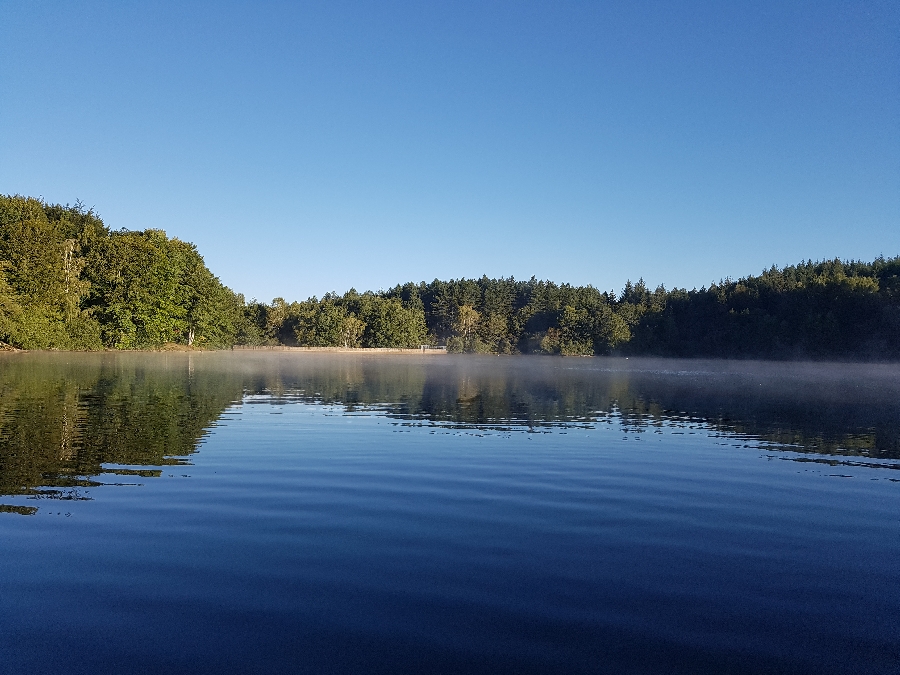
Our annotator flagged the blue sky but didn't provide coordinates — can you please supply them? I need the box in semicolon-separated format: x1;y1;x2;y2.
1;1;897;302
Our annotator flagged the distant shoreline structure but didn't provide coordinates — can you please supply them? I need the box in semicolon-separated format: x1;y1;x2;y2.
231;345;448;354
0;345;449;355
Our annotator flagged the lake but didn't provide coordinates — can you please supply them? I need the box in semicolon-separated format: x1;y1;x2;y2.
0;352;898;674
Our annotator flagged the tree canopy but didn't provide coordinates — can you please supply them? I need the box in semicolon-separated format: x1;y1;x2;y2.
2;194;898;359
0;195;245;349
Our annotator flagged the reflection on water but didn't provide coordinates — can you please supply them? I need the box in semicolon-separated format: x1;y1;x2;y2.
1;352;898;509
0;354;243;504
1;353;898;675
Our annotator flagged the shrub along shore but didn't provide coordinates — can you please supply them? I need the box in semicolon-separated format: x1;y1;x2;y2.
1;195;898;359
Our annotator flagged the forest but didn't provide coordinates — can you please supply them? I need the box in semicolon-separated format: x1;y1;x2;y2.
1;194;898;359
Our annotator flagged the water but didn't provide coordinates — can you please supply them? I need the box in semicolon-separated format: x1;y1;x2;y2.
0;353;898;674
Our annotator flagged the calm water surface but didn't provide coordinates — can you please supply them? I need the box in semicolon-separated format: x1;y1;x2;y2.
0;353;898;674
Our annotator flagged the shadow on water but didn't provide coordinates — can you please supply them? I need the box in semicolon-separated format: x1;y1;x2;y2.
1;352;899;509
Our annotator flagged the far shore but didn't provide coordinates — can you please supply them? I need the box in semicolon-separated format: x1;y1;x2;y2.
0;344;449;355
231;345;448;354
3;347;897;364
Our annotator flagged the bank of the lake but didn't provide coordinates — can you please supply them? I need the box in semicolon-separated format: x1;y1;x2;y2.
231;345;448;354
2;194;899;359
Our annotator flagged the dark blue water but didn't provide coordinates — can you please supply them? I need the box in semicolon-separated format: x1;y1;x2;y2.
1;353;898;674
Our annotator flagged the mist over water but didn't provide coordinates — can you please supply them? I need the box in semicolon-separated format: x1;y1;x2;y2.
1;353;898;673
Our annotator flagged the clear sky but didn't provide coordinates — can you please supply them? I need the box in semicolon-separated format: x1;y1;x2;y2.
1;1;897;302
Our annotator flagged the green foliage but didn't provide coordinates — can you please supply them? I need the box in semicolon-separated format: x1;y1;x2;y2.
0;195;245;350
294;297;350;346
287;291;426;349
3;194;898;359
0;262;22;344
448;304;482;352
0;195;102;349
221;259;900;359
362;297;427;347
619;258;900;359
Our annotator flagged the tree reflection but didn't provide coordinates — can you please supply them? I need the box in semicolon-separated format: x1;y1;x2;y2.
1;353;897;510
0;353;243;504
236;355;900;460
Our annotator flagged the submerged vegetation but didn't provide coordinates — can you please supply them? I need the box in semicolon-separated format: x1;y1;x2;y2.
1;194;898;358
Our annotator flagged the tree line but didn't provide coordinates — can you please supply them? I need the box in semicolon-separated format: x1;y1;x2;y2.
0;195;251;349
2;195;898;358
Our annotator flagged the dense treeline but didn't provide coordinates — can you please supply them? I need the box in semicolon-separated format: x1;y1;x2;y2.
253;261;900;359
255;278;630;354
2;195;898;358
0;195;250;349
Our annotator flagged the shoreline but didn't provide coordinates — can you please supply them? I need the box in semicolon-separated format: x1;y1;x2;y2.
2;347;898;364
0;345;449;355
231;345;448;354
